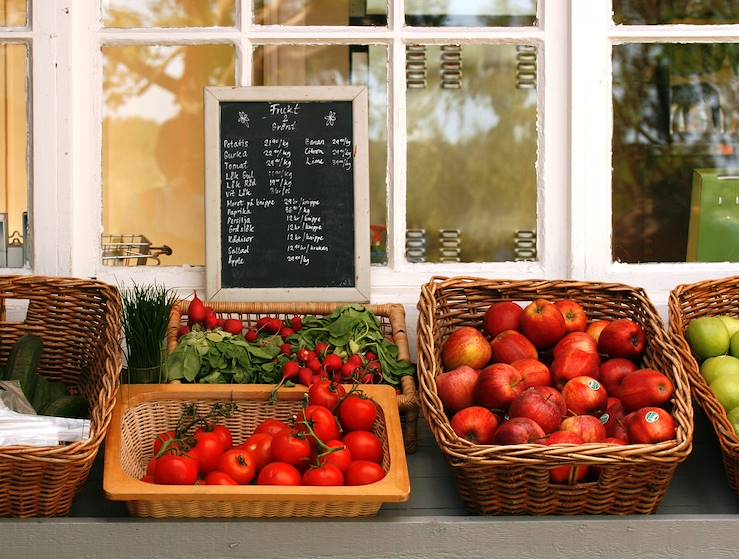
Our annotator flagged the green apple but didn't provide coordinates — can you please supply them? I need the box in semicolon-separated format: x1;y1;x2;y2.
700;355;739;385
687;317;730;360
718;315;739;338
728;407;739;437
731;331;739;359
710;374;739;410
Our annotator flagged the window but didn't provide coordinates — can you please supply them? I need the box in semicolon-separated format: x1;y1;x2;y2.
17;1;733;310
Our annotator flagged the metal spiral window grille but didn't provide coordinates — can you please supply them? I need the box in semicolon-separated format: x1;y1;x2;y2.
406;44;427;89
439;229;461;262
514;229;537;261
515;45;537;89
440;45;462;89
405;228;427;262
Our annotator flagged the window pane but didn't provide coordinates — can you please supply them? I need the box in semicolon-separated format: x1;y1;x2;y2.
406;44;538;263
103;0;235;28
405;0;537;27
253;45;389;264
254;1;387;26
0;0;26;26
103;44;235;266
612;43;739;263
0;44;29;267
614;1;739;24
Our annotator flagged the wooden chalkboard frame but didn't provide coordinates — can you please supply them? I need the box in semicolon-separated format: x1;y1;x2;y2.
204;86;370;303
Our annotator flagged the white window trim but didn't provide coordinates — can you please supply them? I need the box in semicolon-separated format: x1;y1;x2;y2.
571;0;739;306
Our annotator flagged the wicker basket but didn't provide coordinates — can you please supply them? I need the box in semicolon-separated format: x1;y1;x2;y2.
417;276;693;515
103;384;410;518
166;301;419;453
668;276;739;495
0;276;123;517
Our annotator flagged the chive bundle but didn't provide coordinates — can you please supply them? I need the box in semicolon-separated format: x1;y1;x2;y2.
121;283;178;370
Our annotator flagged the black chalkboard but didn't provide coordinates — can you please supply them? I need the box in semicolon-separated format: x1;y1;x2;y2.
205;87;370;302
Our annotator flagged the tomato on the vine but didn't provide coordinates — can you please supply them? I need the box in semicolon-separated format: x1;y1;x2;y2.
345;460;386;486
270;431;312;468
319;439;352;473
152;430;177;455
189;430;227;475
338;394;378;432
302;463;344;486
218;449;258;484
297;405;341;443
308;380;346;411
257;462;302;486
154;454;199;485
204;471;239;485
254;418;291;438
238;432;273;470
195;424;232;451
342;430;383;464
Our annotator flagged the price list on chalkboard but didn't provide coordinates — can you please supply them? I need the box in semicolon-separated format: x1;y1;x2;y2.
218;100;355;289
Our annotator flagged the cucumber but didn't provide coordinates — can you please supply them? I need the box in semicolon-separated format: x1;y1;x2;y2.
5;334;43;404
30;376;69;414
39;394;88;419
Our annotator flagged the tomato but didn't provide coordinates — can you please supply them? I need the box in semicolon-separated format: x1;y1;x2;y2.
152;430;178;455
297;405;341;444
270;431;312;468
195;424;233;450
342;430;383;464
319;439;352;473
345;460;386;486
307;380;346;411
254;418;291;438
189;431;227;475
257;462;302;486
141;474;155;483
238;432;273;470
302;463;344;486
154;454;199;485
145;457;159;478
204;471;239;485
218;449;258;485
338;394;378;432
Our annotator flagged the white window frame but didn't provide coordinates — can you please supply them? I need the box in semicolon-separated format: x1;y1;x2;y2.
571;0;739;306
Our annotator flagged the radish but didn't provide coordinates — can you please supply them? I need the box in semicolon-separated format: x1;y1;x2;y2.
280;343;293;356
187;291;207;324
176;325;191;339
290;316;303;332
298;367;313;386
279;327;295;338
204;308;218;330
323;354;343;374
245;329;258;342
223;319;244;335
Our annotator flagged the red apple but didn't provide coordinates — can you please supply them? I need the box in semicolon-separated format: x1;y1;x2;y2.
489;330;538;364
599;358;638;396
551;349;601;388
508;386;567;434
597;319;646;361
553;332;599;359
559;415;607;443
450;406;499;445
492;417;546;445
599;397;628;440
435;365;480;414
511;358;552;388
475;363;524;411
585;320;610;344
442;326;492;370
520;299;567;350
615;368;674;412
545;430;589;483
624;407;676;444
554;300;588;333
603;437;628;445
561;376;608;415
483;301;523;338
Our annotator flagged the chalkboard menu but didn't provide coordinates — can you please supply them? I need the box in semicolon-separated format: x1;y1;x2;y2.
204;86;370;302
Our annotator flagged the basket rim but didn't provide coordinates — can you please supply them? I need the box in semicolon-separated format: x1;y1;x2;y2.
416;276;694;466
668;276;739;454
103;384;410;504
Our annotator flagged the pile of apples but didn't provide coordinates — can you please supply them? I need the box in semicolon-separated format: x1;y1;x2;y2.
435;298;678;480
686;314;739;436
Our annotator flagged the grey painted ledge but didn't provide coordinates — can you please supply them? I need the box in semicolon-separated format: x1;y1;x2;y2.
2;409;738;559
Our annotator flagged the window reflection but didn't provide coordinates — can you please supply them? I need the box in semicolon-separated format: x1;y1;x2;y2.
406;44;538;263
253;44;389;264
405;0;537;27
0;0;26;27
102;44;235;266
612;43;739;263
103;0;235;28
254;0;387;26
614;0;739;25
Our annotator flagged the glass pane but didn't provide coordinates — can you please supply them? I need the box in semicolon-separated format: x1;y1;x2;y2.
406;0;537;27
0;44;29;267
254;0;387;26
103;0;235;28
103;44;235;266
614;1;739;24
0;0;26;26
406;44;538;263
612;43;739;263
253;44;389;264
